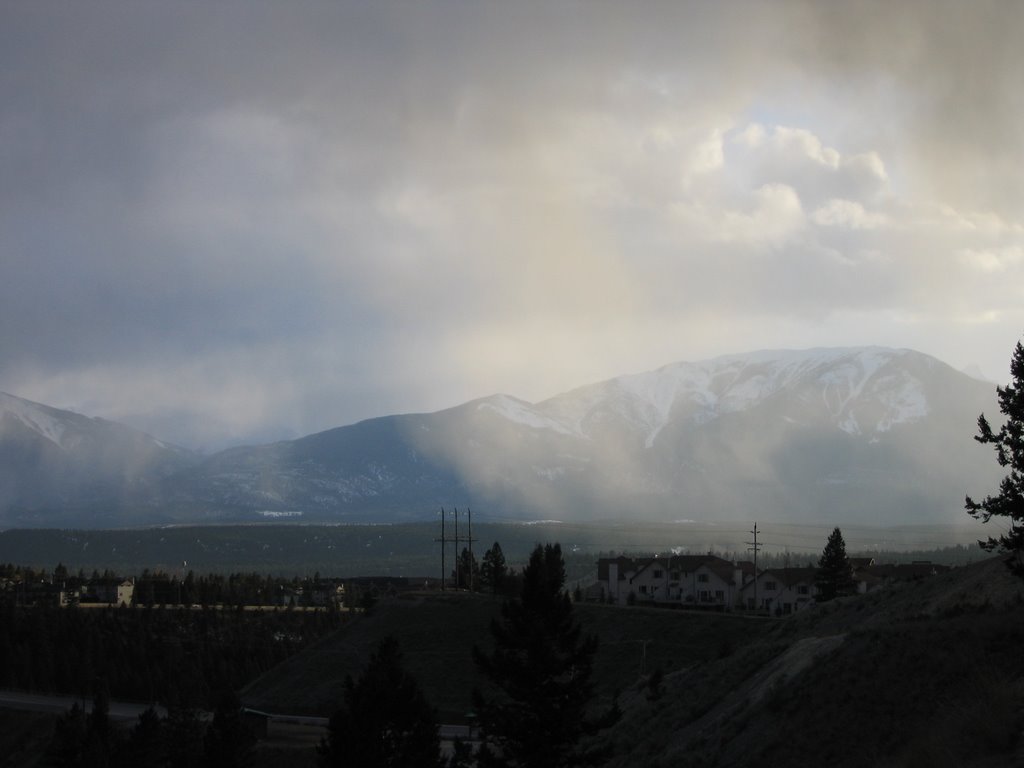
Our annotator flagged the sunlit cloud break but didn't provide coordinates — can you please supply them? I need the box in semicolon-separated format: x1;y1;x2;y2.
1;2;1022;449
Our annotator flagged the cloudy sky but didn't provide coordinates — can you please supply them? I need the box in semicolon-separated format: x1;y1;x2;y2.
2;2;1023;450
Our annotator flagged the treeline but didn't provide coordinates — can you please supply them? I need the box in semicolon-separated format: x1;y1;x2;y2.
448;541;523;597
132;570;341;608
46;688;256;768
0;524;567;578
0;562;353;608
586;543;984;570
0;602;343;707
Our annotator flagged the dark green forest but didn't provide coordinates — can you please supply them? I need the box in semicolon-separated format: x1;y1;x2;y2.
0;602;343;708
0;523;985;579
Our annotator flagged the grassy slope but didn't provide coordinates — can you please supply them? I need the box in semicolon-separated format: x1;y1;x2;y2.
0;710;55;768
240;592;768;724
243;556;1024;766
589;556;1024;768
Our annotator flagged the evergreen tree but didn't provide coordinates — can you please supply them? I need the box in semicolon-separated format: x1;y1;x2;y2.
317;636;444;768
44;703;87;767
118;707;168;768
472;543;619;768
480;542;508;596
203;689;254;768
454;547;480;591
85;678;113;764
815;527;855;602
45;688;121;768
164;673;205;768
965;338;1024;579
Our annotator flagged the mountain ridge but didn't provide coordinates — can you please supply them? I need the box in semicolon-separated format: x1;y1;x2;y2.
0;346;1005;528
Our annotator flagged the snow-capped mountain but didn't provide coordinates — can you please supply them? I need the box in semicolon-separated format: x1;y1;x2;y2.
507;347;934;445
0;347;1005;527
0;392;198;523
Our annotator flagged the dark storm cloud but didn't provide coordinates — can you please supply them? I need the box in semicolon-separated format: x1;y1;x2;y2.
1;2;1022;447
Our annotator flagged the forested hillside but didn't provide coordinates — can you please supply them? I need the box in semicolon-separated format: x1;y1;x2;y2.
0;603;342;707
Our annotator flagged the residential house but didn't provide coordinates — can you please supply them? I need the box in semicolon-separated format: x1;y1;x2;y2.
594;556;644;605
88;578;135;606
595;554;748;610
741;566;818;614
850;557;879;594
310;581;346;607
278;586;302;607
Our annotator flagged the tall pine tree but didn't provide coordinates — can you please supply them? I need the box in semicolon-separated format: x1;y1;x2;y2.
965;338;1024;579
815;527;855;602
480;542;508;596
318;637;444;768
454;547;480;591
472;543;618;768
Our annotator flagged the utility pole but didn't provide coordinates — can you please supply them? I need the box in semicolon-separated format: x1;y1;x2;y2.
467;508;474;592
435;507;478;591
454;508;460;589
746;522;762;613
434;508;447;591
452;508;477;590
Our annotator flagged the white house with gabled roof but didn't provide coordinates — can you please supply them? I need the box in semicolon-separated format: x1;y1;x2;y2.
740;566;817;614
596;554;750;610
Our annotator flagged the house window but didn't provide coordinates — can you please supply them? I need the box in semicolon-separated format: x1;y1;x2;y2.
671;572;680;580
765;581;778;591
639;585;648;594
714;590;725;601
797;585;809;595
697;574;709;583
653;569;663;578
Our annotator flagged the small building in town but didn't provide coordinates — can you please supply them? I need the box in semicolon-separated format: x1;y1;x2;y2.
88;578;135;606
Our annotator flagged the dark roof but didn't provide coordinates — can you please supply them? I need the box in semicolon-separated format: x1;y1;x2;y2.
747;566;818;589
735;561;756;580
627;554;741;584
596;557;641;581
89;578;133;588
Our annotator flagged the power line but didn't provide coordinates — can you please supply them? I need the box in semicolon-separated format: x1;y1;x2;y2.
434;508;477;590
746;522;762;612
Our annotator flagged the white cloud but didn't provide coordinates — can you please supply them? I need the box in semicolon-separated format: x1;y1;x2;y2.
813;199;888;230
772;126;841;168
732;123;890;206
735;122;766;149
715;183;805;245
959;246;1024;273
687;128;727;176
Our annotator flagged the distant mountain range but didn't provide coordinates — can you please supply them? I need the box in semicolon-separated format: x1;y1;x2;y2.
0;347;1006;528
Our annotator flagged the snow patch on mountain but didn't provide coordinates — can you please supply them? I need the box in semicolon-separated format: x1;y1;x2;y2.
873;373;929;431
477;394;579;436
0;391;71;447
529;347;929;447
611;366;695;447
